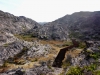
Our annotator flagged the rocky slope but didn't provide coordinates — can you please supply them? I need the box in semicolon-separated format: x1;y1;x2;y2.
0;10;54;74
0;10;40;34
28;11;100;40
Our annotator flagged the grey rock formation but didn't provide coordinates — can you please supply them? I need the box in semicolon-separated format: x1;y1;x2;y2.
0;32;17;46
0;41;25;66
0;40;52;66
22;41;52;58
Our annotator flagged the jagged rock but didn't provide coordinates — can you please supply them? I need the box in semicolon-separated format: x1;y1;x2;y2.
0;32;17;46
71;54;90;66
0;39;52;66
23;42;52;58
70;41;100;67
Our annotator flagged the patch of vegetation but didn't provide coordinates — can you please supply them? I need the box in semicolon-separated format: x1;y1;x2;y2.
2;61;9;67
61;54;72;69
28;58;38;62
86;49;92;53
3;43;9;47
62;62;71;69
14;47;28;60
40;74;45;75
83;64;97;71
59;72;65;75
69;31;84;39
62;41;73;47
66;64;98;75
89;53;100;60
66;66;83;75
14;34;37;42
13;59;26;65
93;70;100;75
98;46;100;50
78;42;86;49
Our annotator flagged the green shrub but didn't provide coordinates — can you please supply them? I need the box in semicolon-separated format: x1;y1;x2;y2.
62;62;71;69
93;70;100;75
78;42;86;49
14;34;35;42
90;53;100;60
66;64;97;75
84;64;97;71
62;41;73;47
66;66;83;75
69;31;83;39
3;43;9;47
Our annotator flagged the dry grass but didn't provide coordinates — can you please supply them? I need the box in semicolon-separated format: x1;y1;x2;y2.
14;34;37;42
38;54;55;62
66;48;83;58
7;62;38;70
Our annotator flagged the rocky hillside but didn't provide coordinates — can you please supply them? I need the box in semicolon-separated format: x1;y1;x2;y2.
28;11;100;40
0;10;55;74
0;10;40;34
0;10;100;75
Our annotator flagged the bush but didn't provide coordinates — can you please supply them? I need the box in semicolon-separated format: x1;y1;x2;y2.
84;64;97;71
66;64;97;75
89;53;100;60
93;70;100;75
62;41;73;47
3;43;9;47
66;66;83;75
78;42;86;49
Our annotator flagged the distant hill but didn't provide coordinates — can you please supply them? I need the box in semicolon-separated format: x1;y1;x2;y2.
38;22;48;25
1;10;100;40
28;11;100;40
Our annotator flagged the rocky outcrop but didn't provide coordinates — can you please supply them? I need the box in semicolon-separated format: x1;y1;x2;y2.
0;32;17;46
0;40;52;66
22;41;52;58
0;40;29;66
70;41;100;67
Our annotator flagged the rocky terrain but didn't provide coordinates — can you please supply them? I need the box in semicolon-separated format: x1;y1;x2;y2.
28;11;100;40
0;10;100;75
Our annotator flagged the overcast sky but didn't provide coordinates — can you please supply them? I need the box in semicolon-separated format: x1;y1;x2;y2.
0;0;100;22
